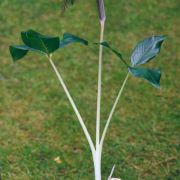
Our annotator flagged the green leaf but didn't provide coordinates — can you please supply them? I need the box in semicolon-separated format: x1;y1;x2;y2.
9;30;88;62
60;33;88;48
128;67;161;88
96;42;129;66
9;44;44;62
99;42;123;60
131;36;165;66
9;45;29;62
21;29;60;55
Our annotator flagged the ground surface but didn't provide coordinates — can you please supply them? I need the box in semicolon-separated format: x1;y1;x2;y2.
0;0;179;179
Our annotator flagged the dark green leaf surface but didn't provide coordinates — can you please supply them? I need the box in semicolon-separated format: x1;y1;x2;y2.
97;42;129;66
21;30;60;55
128;67;161;88
99;42;123;60
131;36;165;66
60;33;88;48
9;45;29;62
9;30;88;62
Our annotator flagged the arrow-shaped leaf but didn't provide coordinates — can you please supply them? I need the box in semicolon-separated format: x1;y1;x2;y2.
21;29;60;55
128;67;161;88
9;30;88;62
60;33;88;48
9;44;44;62
131;35;165;66
9;45;29;62
99;42;123;60
96;42;128;66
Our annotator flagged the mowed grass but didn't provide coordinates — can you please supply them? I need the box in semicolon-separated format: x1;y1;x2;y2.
0;0;179;179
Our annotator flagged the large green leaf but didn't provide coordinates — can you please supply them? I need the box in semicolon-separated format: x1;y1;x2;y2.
9;30;88;62
128;67;161;88
9;45;29;62
60;33;88;48
9;44;45;62
21;29;60;55
97;42;128;66
131;36;165;66
99;42;123;60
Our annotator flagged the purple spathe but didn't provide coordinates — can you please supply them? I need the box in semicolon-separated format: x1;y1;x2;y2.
96;0;106;22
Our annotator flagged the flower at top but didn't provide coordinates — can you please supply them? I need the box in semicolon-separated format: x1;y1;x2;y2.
96;0;106;22
62;0;106;22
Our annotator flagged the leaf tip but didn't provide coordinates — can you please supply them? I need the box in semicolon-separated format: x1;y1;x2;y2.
9;45;15;62
131;35;166;66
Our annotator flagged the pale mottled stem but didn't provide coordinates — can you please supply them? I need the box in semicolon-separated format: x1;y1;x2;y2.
48;55;95;155
100;73;129;153
95;19;105;180
108;165;116;180
96;21;105;150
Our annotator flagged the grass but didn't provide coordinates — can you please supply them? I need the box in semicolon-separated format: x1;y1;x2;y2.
0;0;179;179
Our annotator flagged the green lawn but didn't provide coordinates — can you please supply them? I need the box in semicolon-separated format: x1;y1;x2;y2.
0;0;179;179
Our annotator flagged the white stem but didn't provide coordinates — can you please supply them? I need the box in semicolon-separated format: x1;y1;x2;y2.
108;165;116;180
96;21;105;149
94;151;101;180
100;73;129;153
95;20;105;180
48;55;95;155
